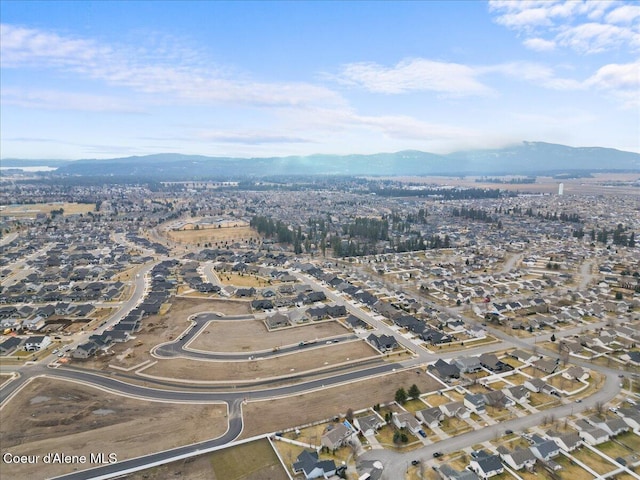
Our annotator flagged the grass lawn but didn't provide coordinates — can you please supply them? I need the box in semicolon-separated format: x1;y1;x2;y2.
424;394;449;407
402;398;428;413
617;431;640;451
210;439;288;480
554;454;594;480
571;447;618;475
596;439;634;460
440;417;473;436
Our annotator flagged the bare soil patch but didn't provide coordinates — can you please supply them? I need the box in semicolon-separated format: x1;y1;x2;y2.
140;340;378;381
166;224;259;246
188;319;349;352
0;378;227;480
217;271;274;287
124;439;288;480
240;369;441;438
0;202;95;218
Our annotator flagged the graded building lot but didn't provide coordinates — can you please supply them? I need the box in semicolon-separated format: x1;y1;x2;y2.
140;340;379;382
0;378;227;480
188;319;349;352
240;369;441;438
124;439;289;480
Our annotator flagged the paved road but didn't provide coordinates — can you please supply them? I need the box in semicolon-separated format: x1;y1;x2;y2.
152;312;359;360
0;261;632;480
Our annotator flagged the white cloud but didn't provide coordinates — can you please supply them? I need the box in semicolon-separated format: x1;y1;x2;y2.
335;58;491;96
197;131;314;145
584;60;640;108
0;23;343;109
488;0;639;54
1;88;141;112
606;5;640;24
556;22;640;54
523;38;556;51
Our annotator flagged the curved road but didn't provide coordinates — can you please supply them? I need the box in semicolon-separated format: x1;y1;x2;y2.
0;263;630;480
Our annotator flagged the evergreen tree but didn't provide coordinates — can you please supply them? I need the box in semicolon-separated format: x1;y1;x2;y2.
395;388;408;405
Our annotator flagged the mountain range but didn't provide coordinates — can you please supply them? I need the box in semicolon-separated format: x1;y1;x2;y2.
3;142;639;179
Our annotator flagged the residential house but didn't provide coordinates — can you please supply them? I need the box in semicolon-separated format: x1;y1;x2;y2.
440;401;470;419
366;334;398;353
392;412;422;435
464;394;486;414
23;335;51;352
469;453;504;479
562;366;589;382
510;350;538;363
497;446;537;471
483;390;515;409
503;385;530;404
321;423;352;450
416;407;444;428
530;439;560;461
354;413;385;436
545;431;581;452
438;465;479;480
292;450;337;480
429;359;460;381
454;356;482;374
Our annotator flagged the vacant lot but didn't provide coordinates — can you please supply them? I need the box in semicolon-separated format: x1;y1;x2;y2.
141;340;378;382
126;439;288;480
240;369;441;438
0;378;227;480
166;224;260;246
0;202;95;218
216;271;274;287
188;319;349;352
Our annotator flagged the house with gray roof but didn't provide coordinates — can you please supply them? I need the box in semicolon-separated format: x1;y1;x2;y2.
497;446;536;471
292;450;336;480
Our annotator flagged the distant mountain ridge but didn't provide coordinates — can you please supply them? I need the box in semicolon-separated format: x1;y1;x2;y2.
3;142;639;179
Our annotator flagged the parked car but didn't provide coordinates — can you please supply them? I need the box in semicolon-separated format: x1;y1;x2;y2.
412;460;420;466
418;430;427;438
433;452;442;458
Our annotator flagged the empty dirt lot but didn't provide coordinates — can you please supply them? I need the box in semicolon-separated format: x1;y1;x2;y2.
124;439;288;480
139;340;379;382
240;368;442;437
0;378;227;480
187;319;349;352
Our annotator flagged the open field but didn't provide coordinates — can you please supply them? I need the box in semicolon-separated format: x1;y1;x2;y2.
126;439;288;480
188;319;349;352
166;224;260;246
0;202;95;218
374;173;640;196
0;378;227;480
217;271;274;287
240;369;442;438
140;340;378;381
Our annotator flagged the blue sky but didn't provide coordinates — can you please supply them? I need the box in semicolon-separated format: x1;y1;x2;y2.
1;0;639;159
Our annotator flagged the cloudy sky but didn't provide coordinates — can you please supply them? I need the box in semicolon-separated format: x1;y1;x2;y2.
1;0;638;159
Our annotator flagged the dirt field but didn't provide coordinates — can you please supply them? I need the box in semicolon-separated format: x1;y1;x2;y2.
217;271;274;287
188;319;349;352
240;368;441;438
124;439;288;480
0;378;227;480
166;224;260;246
140;340;378;382
0;202;95;218
80;297;251;371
